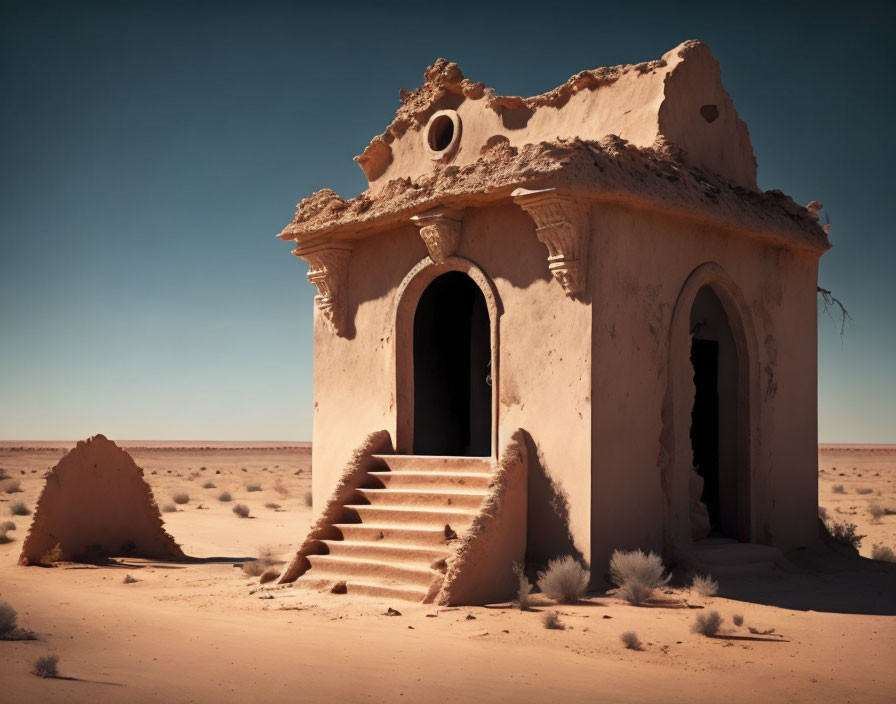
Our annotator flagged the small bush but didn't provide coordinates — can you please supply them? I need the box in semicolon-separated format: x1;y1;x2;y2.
233;503;250;518
0;601;17;634
218;491;232;502
273;479;290;497
242;560;265;577
620;631;642;650
827;520;864;549
512;562;533;610
871;545;896;562
0;520;15;544
732;613;744;627
172;492;189;505
691;610;723;637
264;502;281;510
855;487;873;495
608;549;670;605
161;504;176;513
831;485;846;494
9;500;29;516
33;654;59;678
123;574;138;584
246;483;262;492
202;481;216;489
537;555;589;603
542;610;564;630
304;492;313;508
869;503;885;522
690;574;719;598
2;479;22;493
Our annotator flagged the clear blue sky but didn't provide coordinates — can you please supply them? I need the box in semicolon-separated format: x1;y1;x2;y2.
1;1;893;442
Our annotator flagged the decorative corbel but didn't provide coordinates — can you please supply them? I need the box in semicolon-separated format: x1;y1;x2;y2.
512;188;589;297
293;243;353;334
410;207;465;263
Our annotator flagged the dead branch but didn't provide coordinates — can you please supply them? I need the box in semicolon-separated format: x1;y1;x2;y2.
817;286;852;338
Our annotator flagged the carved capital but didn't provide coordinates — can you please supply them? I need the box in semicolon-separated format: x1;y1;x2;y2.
512;188;589;296
411;207;464;263
294;244;352;334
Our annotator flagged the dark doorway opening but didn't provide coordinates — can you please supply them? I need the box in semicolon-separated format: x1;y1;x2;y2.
689;285;743;539
413;272;491;456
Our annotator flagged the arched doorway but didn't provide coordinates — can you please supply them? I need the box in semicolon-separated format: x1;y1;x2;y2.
412;271;492;456
688;285;746;540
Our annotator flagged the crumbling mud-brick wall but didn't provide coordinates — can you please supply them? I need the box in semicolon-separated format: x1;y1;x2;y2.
19;434;184;564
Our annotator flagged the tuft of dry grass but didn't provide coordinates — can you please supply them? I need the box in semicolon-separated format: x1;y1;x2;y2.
871;545;896;562
218;491;232;502
855;487;874;495
33;654;59;678
1;478;22;494
608;549;670;605
869;503;886;523
161;504;176;513
620;631;642;650
9;500;29;516
246;483;262;492
691;610;723;636
537;555;589;603
264;502;281;510
831;484;846;494
512;562;533;610
233;503;250;518
201;481;216;489
0;520;15;544
690;574;719;598
172;492;189;505
542;610;564;630
123;574;138;584
273;478;290;498
827;520;864;549
0;600;17;634
732;613;744;627
242;560;265;577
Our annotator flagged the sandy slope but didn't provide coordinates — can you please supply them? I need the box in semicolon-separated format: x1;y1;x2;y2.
0;443;894;703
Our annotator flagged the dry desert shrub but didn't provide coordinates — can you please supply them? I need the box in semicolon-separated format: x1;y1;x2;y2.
33;654;59;678
242;547;280;577
201;481;216;489
218;491;232;502
871;544;896;562
233;503;250;518
537;555;589;603
831;484;846;494
690;574;719;598
827;520;864;549
242;559;265;577
2;478;22;493
9;500;29;516
273;478;290;498
691;610;723;637
732;613;744;627
264;502;281;509
542;610;564;630
161;504;176;513
123;574;138;584
0;600;17;635
512;562;533;610
608;549;670;605
869;503;886;523
304;491;313;508
855;487;874;495
246;483;262;492
0;520;15;544
620;631;642;650
172;492;189;505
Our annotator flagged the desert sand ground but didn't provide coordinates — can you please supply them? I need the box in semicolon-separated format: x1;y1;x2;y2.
1;442;894;703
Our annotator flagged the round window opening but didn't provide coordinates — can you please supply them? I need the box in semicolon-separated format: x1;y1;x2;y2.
425;110;461;158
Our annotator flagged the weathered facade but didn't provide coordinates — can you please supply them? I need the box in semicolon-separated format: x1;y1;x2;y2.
277;41;830;603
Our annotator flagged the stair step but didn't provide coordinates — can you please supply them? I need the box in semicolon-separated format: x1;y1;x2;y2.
306;554;438;588
366;471;492;490
356;488;487;510
344;505;478;530
294;576;429;602
323;539;448;565
371;455;492;473
333;523;457;547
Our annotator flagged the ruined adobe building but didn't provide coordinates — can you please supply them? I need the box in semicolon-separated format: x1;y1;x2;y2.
277;41;831;603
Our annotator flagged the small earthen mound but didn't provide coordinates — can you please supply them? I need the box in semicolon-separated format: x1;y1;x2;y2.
19;435;184;565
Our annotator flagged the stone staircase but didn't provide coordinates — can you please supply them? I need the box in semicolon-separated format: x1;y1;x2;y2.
293;455;493;601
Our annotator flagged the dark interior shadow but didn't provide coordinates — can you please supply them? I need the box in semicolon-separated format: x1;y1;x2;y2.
713;546;896;616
